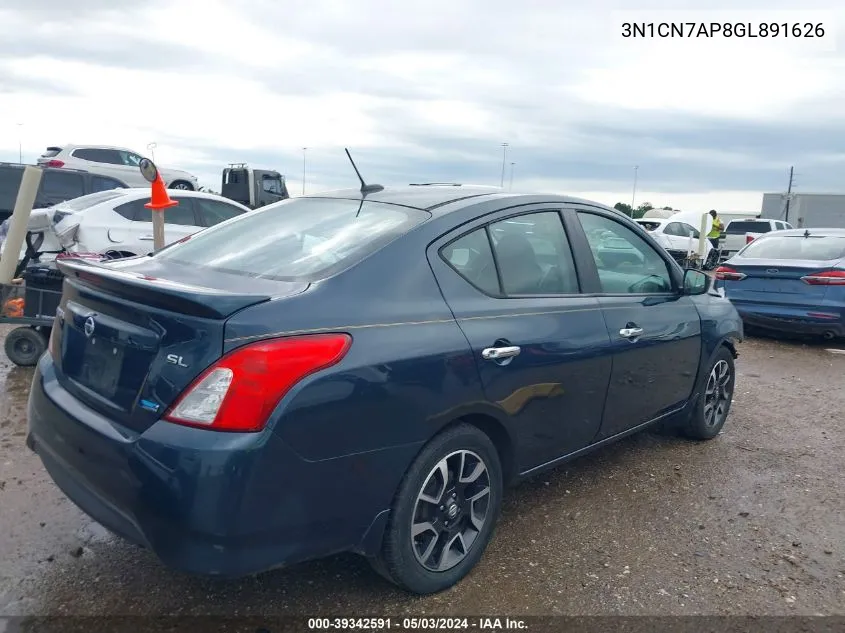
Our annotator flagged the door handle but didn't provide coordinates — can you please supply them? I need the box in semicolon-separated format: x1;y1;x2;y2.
482;346;521;361
619;327;644;338
139;235;154;241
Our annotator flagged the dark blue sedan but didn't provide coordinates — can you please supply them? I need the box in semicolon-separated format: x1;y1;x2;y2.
26;185;742;594
715;228;845;340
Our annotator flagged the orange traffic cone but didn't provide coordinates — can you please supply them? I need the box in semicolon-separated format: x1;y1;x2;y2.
144;173;179;211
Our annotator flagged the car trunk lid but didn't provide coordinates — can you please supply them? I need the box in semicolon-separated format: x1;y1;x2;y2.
723;258;838;304
51;257;308;434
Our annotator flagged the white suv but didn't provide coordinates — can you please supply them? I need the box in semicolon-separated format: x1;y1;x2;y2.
37;145;199;190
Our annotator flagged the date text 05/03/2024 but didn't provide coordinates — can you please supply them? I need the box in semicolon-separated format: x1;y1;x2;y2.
622;22;825;38
306;617;528;631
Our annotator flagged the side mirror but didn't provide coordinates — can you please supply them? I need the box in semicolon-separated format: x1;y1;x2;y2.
138;158;159;183
682;268;710;295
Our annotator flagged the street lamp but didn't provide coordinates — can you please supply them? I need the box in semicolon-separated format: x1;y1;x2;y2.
631;165;639;216
500;143;509;188
302;147;308;195
509;162;515;191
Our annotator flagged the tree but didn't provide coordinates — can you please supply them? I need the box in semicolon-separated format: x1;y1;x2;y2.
613;202;633;216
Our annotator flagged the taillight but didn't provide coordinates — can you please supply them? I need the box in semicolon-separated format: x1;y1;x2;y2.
746;235;755;244
163;333;352;432
44;160;64;168
715;266;746;281
800;270;845;286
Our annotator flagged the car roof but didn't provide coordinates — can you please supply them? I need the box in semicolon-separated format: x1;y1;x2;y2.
761;228;845;237
303;185;615;215
60;144;134;151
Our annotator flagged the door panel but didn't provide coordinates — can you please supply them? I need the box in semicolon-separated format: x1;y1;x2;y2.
573;210;702;439
429;206;614;471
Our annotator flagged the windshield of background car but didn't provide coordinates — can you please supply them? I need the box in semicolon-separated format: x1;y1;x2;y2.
740;234;845;261
58;190;128;212
154;198;430;281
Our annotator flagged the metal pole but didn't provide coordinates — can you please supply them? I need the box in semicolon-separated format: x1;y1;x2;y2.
17;123;22;163
147;142;157;162
631;166;638;216
500;143;509;187
302;147;307;195
784;165;794;223
0;166;42;283
509;162;515;191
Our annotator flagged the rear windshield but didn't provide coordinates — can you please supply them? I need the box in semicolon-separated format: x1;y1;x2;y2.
726;221;770;234
154;197;430;281
58;189;128;211
41;147;62;158
740;234;845;261
0;166;24;211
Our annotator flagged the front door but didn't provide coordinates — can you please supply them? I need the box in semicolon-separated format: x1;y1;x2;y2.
570;210;702;439
428;206;613;472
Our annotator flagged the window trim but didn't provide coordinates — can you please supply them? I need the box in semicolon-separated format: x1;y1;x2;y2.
569;208;683;297
438;207;584;299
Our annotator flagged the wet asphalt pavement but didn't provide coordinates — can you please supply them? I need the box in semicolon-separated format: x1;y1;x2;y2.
1;324;844;617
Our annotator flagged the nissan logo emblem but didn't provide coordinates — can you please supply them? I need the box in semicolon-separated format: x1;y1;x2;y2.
84;316;96;338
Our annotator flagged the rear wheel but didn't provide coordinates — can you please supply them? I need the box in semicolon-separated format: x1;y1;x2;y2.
4;327;48;367
685;346;735;440
169;180;194;191
371;424;503;594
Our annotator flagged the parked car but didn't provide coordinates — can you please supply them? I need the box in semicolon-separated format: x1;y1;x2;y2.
28;188;251;260
27;186;742;595
37;145;199;191
636;218;713;264
0;161;128;223
720;218;793;261
715;228;845;340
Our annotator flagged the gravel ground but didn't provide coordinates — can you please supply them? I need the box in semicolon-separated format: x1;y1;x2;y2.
1;324;844;618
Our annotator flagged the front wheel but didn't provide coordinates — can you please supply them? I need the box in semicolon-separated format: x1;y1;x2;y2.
371;424;503;594
168;180;194;191
4;326;48;367
685;346;735;440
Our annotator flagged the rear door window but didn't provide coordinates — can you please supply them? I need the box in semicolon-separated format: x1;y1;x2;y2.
194;198;246;226
154;198;430;281
165;197;198;226
441;228;500;295
40;171;85;200
91;175;127;192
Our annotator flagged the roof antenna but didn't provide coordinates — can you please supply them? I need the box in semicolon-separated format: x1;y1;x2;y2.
345;148;384;196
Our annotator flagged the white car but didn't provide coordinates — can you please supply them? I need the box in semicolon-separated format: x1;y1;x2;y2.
37;145;199;190
24;189;251;260
636;218;713;262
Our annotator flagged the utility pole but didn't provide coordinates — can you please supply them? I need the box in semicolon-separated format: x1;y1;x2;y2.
784;165;794;223
17;123;23;163
631;166;639;217
302;147;308;195
509;162;515;191
500;143;509;188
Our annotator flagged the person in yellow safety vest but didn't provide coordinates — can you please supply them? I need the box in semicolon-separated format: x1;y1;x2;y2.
707;209;724;249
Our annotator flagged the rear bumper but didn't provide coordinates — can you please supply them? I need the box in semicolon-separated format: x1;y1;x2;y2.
734;304;845;337
27;356;413;577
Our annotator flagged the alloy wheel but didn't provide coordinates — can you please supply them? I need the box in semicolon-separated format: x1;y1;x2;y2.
411;450;491;572
704;360;732;428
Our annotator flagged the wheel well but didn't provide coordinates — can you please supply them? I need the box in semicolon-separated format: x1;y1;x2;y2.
722;339;738;359
452;414;516;486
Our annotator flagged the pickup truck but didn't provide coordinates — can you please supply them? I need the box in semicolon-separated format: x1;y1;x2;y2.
720;218;793;260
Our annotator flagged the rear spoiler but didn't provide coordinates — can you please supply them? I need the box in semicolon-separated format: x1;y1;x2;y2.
56;258;272;319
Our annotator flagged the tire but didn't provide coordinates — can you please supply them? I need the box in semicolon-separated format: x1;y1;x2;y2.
168;180;194;191
4;327;48;367
371;424;503;594
684;346;735;440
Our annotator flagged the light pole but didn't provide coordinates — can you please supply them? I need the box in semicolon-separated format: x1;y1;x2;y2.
631;165;639;216
302;147;308;195
17;123;22;163
146;142;157;162
509;162;515;191
500;143;509;188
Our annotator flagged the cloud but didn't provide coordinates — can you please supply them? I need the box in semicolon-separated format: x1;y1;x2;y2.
2;0;845;211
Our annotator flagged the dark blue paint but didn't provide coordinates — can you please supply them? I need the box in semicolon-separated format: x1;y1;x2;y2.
27;187;742;579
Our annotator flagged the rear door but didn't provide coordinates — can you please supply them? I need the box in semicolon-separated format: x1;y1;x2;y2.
570;209;702;439
428;205;612;471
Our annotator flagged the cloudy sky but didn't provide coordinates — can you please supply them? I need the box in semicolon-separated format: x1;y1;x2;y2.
1;0;843;212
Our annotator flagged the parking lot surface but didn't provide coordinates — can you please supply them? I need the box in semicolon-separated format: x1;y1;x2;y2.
1;325;843;617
